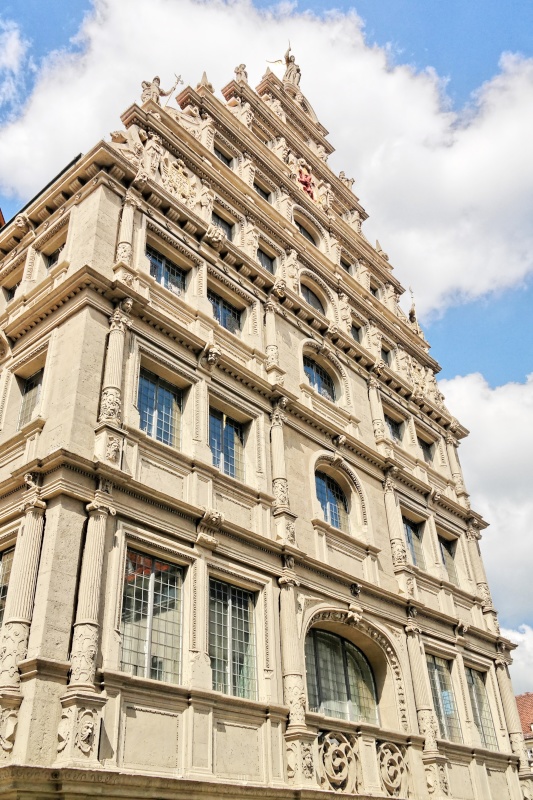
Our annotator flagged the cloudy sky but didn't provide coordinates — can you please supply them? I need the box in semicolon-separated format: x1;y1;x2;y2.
0;0;532;691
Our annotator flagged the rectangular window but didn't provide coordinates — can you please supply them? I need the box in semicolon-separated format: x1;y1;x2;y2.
351;324;361;343
257;248;274;273
253;183;270;202
0;548;14;626
466;667;498;750
46;247;62;270
211;211;233;241
138;369;182;447
207;289;241;334
120;548;182;684
18;370;43;430
403;517;426;568
209;578;256;699
381;347;391;366
439;536;458;586
341;259;352;273
418;437;433;464
296;220;315;244
426;654;462;743
209;407;244;480
214;147;232;167
4;283;19;302
384;414;402;442
146;246;186;295
370;285;379;298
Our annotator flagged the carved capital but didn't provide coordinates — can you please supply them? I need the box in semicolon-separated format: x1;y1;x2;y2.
109;297;133;332
86;499;115;518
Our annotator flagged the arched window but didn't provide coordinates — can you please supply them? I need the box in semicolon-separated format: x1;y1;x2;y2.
305;629;379;724
301;284;325;314
296;220;316;245
315;471;348;530
304;356;335;401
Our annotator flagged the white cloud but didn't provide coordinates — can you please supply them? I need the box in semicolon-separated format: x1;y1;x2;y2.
500;625;533;696
0;1;533;313
440;373;533;692
0;18;29;108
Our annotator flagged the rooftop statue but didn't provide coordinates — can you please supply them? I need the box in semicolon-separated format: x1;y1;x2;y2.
234;64;248;84
141;76;173;105
283;46;301;87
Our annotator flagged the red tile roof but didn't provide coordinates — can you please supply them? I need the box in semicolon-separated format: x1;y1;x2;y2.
516;692;533;737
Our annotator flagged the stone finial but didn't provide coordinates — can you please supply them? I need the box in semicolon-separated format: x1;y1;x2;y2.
197;71;215;93
376;240;389;261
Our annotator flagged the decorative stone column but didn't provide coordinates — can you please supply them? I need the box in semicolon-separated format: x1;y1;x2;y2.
445;428;467;502
0;474;46;690
95;297;133;468
279;557;315;787
56;483;114;766
405;608;450;798
495;645;531;778
69;489;115;690
270;398;297;544
98;298;133;426
114;191;139;287
465;521;498;631
382;469;408;570
368;375;386;444
264;294;285;384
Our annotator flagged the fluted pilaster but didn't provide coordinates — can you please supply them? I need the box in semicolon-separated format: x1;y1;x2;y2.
98;298;133;425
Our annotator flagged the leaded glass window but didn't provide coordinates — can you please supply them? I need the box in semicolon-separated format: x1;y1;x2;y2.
257;248;274;273
138;369;182;448
315;471;349;532
403;517;425;568
208;289;241;333
209;407;244;480
296;220;315;244
211;211;233;240
18;370;43;430
384;414;402;442
304;356;335;402
305;630;379;724
209;579;256;699
301;284;325;314
439;536;458;586
120;548;182;684
146;246;186;295
426;654;462;743
466;667;498;750
0;548;14;626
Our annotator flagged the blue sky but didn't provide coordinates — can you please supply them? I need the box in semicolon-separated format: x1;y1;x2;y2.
1;0;532;687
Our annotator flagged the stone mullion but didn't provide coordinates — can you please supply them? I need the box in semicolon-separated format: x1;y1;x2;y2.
0;484;46;689
69;498;115;690
98;298;133;426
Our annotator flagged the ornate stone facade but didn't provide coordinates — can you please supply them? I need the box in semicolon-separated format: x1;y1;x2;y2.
0;52;528;800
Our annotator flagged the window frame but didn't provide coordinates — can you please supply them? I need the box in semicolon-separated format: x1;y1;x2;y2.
211;211;234;241
17;369;43;430
207;288;242;334
303;355;336;402
301;283;325;315
417;436;434;465
315;470;349;532
402;516;426;569
465;666;498;750
384;413;403;443
146;245;187;296
426;653;463;743
208;577;257;699
295;219;316;245
305;628;379;724
257;247;275;273
438;535;459;586
0;547;15;627
253;182;271;202
119;546;184;684
214;146;233;167
209;406;245;480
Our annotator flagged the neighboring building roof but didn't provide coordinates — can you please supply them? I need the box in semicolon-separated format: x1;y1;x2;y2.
517;692;533;738
0;207;5;228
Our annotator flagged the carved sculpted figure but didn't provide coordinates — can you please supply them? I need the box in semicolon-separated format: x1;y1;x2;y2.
283;47;301;87
234;63;248;83
141;76;172;105
297;160;315;199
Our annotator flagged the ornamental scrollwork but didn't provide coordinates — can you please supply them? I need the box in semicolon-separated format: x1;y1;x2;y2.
377;741;410;797
318;731;360;793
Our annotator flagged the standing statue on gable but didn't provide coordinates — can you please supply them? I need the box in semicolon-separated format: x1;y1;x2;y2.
283;46;301;87
141;76;174;106
234;64;248;83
